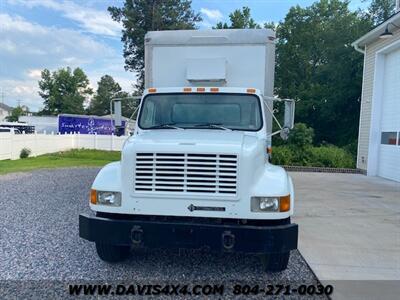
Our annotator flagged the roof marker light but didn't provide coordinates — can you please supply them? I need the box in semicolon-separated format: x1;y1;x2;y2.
183;87;192;92
210;88;219;92
148;88;157;93
197;87;205;92
247;88;256;94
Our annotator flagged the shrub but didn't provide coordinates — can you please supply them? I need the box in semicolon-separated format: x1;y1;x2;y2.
287;123;314;147
343;139;358;161
20;148;31;159
272;145;355;168
271;146;294;165
309;146;355;168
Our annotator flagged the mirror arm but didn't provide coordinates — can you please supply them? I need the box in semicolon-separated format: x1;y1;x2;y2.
263;96;296;139
263;98;283;130
266;130;283;139
128;106;140;121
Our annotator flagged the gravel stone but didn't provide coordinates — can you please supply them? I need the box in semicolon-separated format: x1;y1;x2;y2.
0;168;323;299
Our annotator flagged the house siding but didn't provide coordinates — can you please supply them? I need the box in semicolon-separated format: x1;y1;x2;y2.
357;29;400;170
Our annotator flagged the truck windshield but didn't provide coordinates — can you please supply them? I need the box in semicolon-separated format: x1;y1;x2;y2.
138;93;263;131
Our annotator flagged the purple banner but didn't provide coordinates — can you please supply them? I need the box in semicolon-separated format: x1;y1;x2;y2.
58;115;125;135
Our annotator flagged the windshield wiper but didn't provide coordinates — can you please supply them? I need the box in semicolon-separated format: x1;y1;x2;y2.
193;123;232;131
148;123;183;130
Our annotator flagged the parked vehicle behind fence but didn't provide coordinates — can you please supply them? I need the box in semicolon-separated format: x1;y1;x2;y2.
0;127;21;134
0;122;35;134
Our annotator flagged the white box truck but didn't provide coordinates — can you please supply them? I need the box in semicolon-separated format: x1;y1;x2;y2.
79;29;298;272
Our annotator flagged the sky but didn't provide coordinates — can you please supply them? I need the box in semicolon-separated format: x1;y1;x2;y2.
0;0;369;112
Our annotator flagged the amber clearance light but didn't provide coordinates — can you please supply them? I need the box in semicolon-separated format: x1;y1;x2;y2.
279;195;290;212
90;189;97;204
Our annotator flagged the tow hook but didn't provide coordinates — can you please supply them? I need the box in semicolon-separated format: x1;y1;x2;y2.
131;226;143;245
222;231;235;250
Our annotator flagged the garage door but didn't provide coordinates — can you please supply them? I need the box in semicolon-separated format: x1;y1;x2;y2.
378;48;400;182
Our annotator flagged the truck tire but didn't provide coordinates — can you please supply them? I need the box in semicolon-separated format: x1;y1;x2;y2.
95;242;130;263
262;252;290;272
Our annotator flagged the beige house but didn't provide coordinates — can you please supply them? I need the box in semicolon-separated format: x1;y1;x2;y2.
0;103;13;122
352;3;400;182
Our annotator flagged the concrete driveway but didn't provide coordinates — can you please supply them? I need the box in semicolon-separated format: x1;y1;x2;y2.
291;172;400;281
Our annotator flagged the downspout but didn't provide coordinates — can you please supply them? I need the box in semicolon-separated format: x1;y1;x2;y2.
352;42;366;170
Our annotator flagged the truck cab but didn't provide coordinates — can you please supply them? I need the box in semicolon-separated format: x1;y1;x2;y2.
79;29;298;272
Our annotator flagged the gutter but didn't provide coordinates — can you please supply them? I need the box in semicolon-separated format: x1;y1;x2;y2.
353;43;366;54
352;11;400;52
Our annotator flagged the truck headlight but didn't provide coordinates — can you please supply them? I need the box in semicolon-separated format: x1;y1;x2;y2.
90;190;121;206
251;195;290;212
260;197;279;211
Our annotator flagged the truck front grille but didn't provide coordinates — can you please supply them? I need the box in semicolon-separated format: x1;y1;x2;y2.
134;153;238;195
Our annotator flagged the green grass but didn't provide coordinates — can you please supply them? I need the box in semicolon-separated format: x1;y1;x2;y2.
0;149;121;175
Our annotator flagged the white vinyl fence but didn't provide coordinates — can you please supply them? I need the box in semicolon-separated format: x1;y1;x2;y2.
0;132;128;160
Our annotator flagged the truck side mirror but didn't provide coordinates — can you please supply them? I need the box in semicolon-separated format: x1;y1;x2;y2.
284;100;295;129
113;100;124;136
114;100;122;127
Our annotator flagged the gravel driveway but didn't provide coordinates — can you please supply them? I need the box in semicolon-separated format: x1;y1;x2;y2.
0;168;321;298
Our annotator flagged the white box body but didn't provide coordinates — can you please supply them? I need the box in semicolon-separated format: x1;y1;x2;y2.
144;29;276;97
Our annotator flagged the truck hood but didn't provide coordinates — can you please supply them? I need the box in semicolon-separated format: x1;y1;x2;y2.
131;129;248;148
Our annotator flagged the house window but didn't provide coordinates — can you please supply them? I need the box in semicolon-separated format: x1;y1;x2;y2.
381;132;397;145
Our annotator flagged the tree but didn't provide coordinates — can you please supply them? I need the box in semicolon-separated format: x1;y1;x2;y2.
109;0;202;91
366;0;396;24
38;67;92;115
6;106;25;122
264;21;277;30
88;75;123;116
87;75;136;118
214;7;261;29
275;0;372;146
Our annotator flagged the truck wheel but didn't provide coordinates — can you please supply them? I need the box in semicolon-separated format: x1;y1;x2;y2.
262;252;290;272
95;242;130;263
